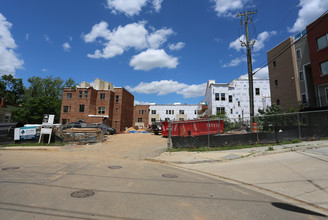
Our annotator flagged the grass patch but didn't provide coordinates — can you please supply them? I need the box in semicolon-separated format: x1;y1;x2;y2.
168;139;305;152
168;143;270;152
320;137;328;140
0;142;66;147
267;146;274;151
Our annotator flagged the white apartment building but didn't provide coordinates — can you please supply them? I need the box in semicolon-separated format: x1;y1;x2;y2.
205;76;271;120
148;103;203;122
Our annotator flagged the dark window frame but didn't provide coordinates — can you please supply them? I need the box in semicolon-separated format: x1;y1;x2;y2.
79;104;85;112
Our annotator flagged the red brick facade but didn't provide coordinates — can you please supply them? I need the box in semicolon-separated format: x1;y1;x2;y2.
307;13;328;86
60;86;134;133
112;88;134;132
133;105;150;128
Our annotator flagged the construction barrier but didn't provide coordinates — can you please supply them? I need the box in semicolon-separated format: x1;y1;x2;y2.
251;123;259;133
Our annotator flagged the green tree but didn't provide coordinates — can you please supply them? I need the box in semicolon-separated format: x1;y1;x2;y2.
0;74;25;106
13;76;75;124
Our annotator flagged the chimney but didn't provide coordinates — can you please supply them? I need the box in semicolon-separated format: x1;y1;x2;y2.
1;98;5;108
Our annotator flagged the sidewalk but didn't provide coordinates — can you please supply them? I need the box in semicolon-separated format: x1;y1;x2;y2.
151;140;328;215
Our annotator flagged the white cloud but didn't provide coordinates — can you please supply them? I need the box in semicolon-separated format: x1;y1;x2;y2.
168;42;185;51
134;100;150;105
41;68;48;72
152;0;163;12
127;80;206;98
239;66;269;79
289;0;328;33
229;31;276;52
106;0;164;16
147;28;174;49
211;0;249;17
84;21;175;59
222;56;246;67
0;13;23;75
62;42;71;52
25;33;29;40
177;83;207;98
44;34;51;43
129;49;178;71
253;66;269;79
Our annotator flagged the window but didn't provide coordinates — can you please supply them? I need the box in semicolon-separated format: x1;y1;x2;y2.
216;107;225;115
114;121;118;127
326;88;328;103
100;93;106;99
296;49;302;59
165;118;170;121
151;110;156;114
62;119;67;124
221;93;225;101
84;91;88;98
320;61;328;75
273;61;276;68
63;106;71;113
194;110;197;114
115;95;119;103
179;118;184;121
138;118;142;122
79;91;83;98
115;107;119;114
79;104;85;112
229;95;232;103
66;93;72;99
179;110;184;114
276;99;280;106
317;34;328;51
255;88;260;95
98;107;105;114
301;94;307;104
299;71;304;81
139;110;144;115
215;93;220;101
274;80;279;86
151;118;156;122
230;109;233;114
166;110;174;115
238;101;240;107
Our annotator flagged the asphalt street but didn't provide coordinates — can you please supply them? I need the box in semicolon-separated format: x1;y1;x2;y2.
0;150;327;219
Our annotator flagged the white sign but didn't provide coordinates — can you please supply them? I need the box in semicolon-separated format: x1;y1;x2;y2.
14;127;37;140
41;128;52;134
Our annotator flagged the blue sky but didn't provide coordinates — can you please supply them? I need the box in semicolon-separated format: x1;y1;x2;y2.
1;0;327;105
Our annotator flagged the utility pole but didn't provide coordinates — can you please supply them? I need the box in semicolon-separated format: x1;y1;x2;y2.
236;10;256;126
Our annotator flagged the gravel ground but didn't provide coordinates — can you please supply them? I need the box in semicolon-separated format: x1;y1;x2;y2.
61;133;168;160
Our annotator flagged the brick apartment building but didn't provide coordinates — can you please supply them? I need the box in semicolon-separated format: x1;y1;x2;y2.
133;105;149;128
60;79;134;132
307;13;328;107
267;12;328;110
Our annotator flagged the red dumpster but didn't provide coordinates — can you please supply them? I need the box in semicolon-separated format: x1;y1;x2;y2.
161;119;224;137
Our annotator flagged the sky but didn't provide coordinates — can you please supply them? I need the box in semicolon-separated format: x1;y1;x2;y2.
1;0;328;105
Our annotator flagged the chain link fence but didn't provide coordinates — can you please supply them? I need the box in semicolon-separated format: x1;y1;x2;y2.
168;110;328;148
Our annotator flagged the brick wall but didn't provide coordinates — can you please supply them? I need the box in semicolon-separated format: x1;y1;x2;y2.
133;105;150;127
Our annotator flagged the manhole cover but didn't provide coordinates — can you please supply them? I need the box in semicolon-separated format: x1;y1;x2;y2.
2;167;20;171
162;174;178;178
108;166;122;169
71;190;95;198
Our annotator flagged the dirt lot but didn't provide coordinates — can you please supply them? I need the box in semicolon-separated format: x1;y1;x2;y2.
61;133;168;160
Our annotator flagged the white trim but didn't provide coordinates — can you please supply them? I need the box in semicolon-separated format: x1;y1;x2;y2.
302;62;311;103
88;115;109;118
